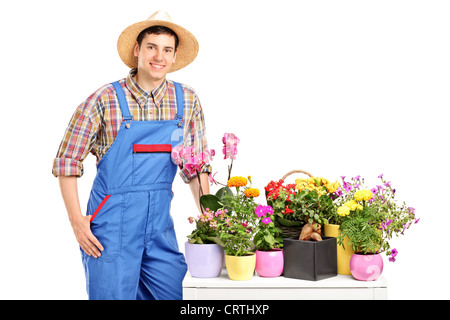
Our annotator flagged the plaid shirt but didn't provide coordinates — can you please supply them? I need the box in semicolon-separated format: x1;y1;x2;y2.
52;69;211;183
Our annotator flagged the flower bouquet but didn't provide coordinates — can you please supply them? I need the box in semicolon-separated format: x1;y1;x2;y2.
335;174;419;262
265;171;339;241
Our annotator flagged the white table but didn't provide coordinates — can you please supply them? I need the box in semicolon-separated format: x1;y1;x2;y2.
183;269;388;300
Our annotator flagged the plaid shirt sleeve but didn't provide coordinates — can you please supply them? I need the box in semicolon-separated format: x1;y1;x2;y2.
178;86;212;183
52;91;102;177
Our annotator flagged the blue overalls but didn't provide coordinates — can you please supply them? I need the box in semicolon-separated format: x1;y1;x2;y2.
82;81;187;300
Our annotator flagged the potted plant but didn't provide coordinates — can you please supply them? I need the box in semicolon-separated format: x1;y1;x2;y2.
218;214;256;281
270;173;339;281
172;144;221;278
217;175;261;280
323;176;355;275
265;172;339;240
336;174;419;281
185;208;226;278
253;205;284;277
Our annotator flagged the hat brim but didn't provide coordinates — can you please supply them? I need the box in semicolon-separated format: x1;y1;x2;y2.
117;19;199;72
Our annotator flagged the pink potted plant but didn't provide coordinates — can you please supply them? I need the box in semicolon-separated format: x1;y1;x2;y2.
253;205;284;277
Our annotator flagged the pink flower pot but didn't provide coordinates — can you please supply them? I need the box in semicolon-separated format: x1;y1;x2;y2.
255;249;284;277
350;253;384;281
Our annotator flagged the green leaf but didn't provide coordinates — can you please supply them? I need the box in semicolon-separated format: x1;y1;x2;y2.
264;234;275;245
200;194;222;211
205;236;225;246
215;186;233;200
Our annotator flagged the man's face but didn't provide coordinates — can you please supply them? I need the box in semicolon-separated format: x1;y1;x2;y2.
133;32;177;83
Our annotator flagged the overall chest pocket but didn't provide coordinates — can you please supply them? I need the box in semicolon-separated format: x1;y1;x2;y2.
132;144;172;185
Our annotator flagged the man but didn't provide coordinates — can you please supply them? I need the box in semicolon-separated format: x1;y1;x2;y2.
52;11;210;300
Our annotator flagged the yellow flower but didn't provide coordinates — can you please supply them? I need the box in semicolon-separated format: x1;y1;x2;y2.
337;206;350;217
244;188;260;198
344;200;363;211
326;181;340;193
354;189;373;202
227;176;248;188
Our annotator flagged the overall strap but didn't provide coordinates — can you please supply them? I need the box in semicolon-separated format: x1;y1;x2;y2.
173;82;184;127
111;81;133;126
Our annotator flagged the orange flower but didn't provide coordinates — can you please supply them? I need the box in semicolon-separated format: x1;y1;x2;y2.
244;188;260;198
227;176;248;188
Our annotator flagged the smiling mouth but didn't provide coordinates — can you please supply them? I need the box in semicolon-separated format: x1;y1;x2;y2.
150;63;165;70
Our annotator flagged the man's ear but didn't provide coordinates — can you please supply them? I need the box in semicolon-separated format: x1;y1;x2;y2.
133;41;140;58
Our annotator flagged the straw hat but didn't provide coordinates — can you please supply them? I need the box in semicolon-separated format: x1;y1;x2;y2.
117;11;199;72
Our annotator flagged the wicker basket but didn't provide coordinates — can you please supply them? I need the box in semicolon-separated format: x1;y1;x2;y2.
276;170;314;239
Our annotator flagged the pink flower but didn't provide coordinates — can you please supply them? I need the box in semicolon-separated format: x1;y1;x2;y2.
255;205;273;218
380;219;392;230
222;133;240;160
262;217;272;225
255;205;266;218
172;145;215;174
389;248;398;262
209;172;218;185
171;145;184;165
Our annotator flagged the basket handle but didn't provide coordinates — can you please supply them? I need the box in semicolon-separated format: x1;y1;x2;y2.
281;170;313;180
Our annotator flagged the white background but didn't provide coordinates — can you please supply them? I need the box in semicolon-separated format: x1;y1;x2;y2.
0;0;448;299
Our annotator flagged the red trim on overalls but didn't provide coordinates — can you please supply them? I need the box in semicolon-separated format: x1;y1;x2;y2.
90;195;111;222
133;144;172;153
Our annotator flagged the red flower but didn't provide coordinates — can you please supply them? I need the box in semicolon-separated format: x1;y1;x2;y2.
284;206;293;215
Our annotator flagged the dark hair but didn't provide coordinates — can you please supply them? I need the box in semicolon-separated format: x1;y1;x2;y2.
136;26;179;51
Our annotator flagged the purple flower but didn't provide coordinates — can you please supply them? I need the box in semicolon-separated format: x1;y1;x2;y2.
389;248;398;262
391;248;398;257
378;174;384;179
343;181;352;192
380;219;392;230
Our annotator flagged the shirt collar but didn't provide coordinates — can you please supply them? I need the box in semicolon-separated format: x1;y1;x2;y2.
125;68;168;108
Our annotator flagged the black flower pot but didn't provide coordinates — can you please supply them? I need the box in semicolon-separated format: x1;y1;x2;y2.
283;236;337;281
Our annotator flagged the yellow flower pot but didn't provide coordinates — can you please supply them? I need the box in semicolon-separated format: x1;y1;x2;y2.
225;253;256;280
324;224;354;275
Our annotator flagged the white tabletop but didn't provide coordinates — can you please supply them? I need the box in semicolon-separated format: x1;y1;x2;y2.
183;269;388;288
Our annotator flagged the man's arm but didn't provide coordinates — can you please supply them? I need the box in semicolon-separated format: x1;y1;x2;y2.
188;172;210;213
58;176;103;258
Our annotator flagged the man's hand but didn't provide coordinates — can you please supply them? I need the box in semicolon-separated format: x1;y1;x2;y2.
58;176;103;258
71;214;104;258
